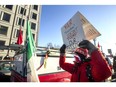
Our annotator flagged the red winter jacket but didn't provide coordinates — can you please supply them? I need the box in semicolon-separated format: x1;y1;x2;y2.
59;49;112;82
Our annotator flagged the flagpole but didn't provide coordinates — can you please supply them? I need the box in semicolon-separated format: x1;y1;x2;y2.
18;5;32;78
21;5;27;77
26;5;31;81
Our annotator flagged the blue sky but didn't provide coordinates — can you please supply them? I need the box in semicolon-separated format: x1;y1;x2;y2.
38;5;116;55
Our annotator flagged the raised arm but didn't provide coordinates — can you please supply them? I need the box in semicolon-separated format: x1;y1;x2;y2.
59;44;74;74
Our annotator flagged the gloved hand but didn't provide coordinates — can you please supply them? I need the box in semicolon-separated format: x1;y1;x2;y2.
78;40;97;55
60;44;66;54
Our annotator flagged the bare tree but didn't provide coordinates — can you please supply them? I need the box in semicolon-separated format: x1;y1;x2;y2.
47;43;53;49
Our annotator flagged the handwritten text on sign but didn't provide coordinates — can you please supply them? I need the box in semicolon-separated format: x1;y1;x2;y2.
61;12;86;51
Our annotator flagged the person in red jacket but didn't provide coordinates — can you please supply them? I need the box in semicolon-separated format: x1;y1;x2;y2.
59;40;112;82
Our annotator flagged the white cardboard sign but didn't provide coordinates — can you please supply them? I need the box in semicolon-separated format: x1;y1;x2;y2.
61;12;86;51
61;11;101;51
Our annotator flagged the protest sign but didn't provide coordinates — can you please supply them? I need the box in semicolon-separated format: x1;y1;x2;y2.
61;11;101;51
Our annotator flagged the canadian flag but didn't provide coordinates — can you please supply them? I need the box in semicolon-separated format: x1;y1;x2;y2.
97;42;100;48
16;28;23;44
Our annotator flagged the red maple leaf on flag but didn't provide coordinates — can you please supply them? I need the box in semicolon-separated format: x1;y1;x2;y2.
98;42;100;48
16;28;23;44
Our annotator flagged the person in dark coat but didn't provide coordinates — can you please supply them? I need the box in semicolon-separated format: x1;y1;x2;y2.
59;40;112;82
111;56;116;80
113;56;116;73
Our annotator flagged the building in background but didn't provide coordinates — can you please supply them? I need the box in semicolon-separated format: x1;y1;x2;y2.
0;5;42;59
